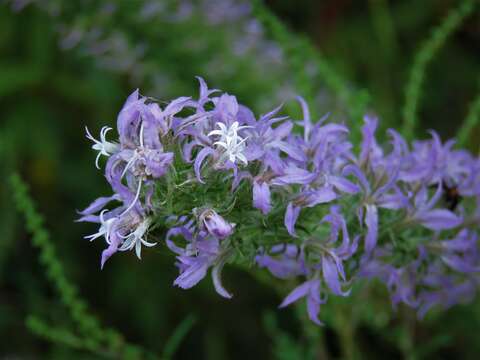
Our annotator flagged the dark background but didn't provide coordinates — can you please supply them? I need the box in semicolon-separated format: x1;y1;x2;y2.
1;0;479;358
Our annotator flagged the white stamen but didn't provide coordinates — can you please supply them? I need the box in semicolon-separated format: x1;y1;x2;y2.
85;126;119;169
84;210;116;243
208;121;251;165
119;217;156;259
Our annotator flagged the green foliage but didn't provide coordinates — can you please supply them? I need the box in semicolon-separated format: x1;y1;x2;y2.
161;315;196;360
263;311;312;360
457;79;480;150
402;0;477;140
252;0;370;140
10;173;153;359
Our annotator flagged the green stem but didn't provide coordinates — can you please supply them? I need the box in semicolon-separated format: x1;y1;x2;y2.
456;79;480;149
402;0;477;140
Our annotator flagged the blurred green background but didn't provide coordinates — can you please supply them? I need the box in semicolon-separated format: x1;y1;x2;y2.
1;0;479;359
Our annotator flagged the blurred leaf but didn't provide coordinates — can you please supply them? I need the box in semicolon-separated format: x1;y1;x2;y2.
162;314;196;360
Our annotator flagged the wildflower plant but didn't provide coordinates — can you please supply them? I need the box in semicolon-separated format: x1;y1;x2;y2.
80;78;480;325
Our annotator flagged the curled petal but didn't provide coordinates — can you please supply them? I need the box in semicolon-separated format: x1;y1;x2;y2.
194;147;215;183
212;261;233;299
100;231;121;269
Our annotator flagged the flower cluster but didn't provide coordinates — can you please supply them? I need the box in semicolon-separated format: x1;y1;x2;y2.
80;78;480;324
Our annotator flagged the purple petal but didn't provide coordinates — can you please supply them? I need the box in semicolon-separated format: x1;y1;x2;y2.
417;209;462;230
76;214;101;223
271;140;305;162
271;167;315;186
164;96;193;116
145;151;174;178
343;165;371;194
196;76;218;102
441;255;480;273
440;230;474;252
194;147;214;183
365;204;378;253
253;180;271;214
78;194;120;216
174;259;209;289
182;141;198;163
203;211;235;239
100;231;121;269
359;115;381;166
285;202;301;237
306;188;337;207
212;261;233;299
322;256;350;297
279;280;313;308
271;121;293;140
306;280;324;325
329;176;360;194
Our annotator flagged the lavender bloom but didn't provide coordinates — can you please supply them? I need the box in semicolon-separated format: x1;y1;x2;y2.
417;272;478;318
166;223;232;298
279;279;326;325
439;230;480;274
317;206;357;297
252;179;271;215
342;118;403;254
199;209;235;239
256;245;306;279
80;78;480;324
81;205;151;268
408;184;463;230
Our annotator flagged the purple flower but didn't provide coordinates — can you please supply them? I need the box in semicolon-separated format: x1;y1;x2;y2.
166;224;233;299
256;245;306;279
284;187;337;237
79;78;480;324
199;209;235;239
359;247;421;309
409;184;463;230
80;205;149;267
252;179;271;215
417;272;478;318
439;230;480;274
279;279;326;325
